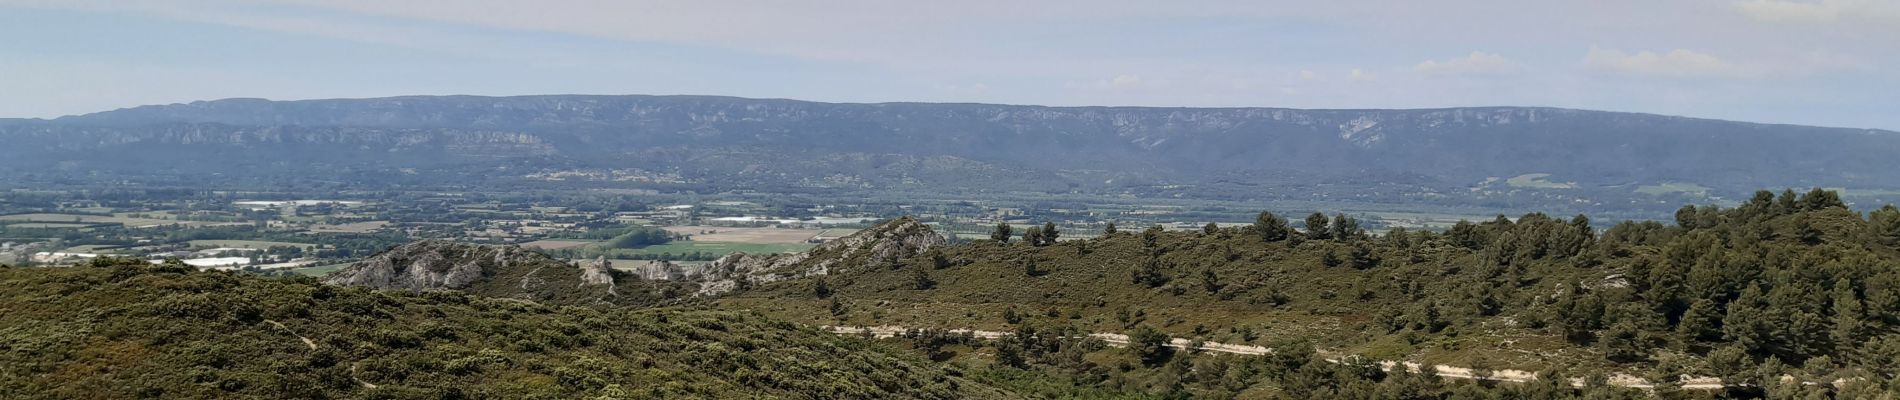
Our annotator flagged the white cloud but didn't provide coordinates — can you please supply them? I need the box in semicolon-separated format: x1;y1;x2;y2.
1348;68;1376;83
1583;47;1755;79
1733;0;1900;23
1414;51;1521;77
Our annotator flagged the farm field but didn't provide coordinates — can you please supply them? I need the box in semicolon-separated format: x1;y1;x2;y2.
661;226;832;244
5;223;95;229
614;241;814;257
290;263;350;277
307;221;389;233
520;239;596;250
187;240;316;249
1636;182;1711;195
0;213;239;228
1503;173;1575;189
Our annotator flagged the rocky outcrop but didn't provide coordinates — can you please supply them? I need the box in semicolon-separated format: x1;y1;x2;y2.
579;256;616;294
324;240;674;306
699;217;944;295
322;240;535;291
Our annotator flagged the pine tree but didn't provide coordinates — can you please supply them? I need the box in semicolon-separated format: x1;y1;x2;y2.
1827;284;1866;353
1254;211;1291;242
1202;222;1219;236
1330;213;1364;241
1130;325;1173;366
1198;267;1221;293
1132;256;1169;287
1022;226;1043;246
1102;222;1118;236
1870;204;1900;247
1304;212;1332;240
910;268;936;290
1040;222;1060;245
1677;298;1723;342
991;222;1013;243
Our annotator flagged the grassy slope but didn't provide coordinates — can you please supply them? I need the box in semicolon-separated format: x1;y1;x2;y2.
0;264;1010;399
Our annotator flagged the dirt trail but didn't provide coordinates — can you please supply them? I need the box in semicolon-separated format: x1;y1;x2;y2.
264;319;378;389
265;319;317;350
824;325;1729;390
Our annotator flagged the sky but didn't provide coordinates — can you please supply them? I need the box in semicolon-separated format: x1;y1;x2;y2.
1;0;1896;130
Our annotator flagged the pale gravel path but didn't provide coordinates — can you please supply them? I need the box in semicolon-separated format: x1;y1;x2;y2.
823;325;1730;390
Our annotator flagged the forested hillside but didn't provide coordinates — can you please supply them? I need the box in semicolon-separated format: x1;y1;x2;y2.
721;189;1900;398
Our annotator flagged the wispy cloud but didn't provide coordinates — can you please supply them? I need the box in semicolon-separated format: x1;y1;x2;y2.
1584;47;1755;79
1414;51;1521;77
1732;0;1900;24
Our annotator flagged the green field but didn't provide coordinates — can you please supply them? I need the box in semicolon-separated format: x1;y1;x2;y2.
188;240;317;249
1635;182;1711;195
290;263;351;277
1503;173;1574;189
612;241;814;257
4;223;94;229
0;213;237;228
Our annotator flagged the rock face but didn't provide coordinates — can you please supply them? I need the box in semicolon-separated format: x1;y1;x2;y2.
579;256;616;294
323;240;530;291
325;240;671;305
700;217;944;295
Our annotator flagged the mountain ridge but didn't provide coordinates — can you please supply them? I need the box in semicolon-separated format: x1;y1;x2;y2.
6;94;1900;214
39;94;1897;133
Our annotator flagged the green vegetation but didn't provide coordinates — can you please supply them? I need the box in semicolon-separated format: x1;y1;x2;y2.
0;259;995;399
1637;182;1712;196
604;226;673;248
187;239;318;249
724;189;1900;397
1505;173;1576;189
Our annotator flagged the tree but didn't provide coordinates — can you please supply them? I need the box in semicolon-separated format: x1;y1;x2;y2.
1800;188;1844;211
1022;226;1043;246
995;340;1027;368
1254;211;1291;242
910;268;936;290
1202;222;1219;236
1132;256;1169;287
1040;222;1060;245
1021;257;1044;277
1198;267;1221;293
1870;204;1900;247
1304;212;1332;240
1102;222;1118;236
1676;298;1722;342
991;222;1013;243
813;278;833;298
1330;213;1364;241
1675;205;1700;229
1599;320;1650;362
1130;325;1173;366
1348;244;1378;269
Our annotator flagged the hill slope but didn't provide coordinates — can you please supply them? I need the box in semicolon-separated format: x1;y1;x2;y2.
0;261;1007;399
717;191;1900;397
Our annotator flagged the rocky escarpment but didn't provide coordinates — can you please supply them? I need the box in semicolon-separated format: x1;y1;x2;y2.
699;217;944;295
322;240;532;291
325;240;684;306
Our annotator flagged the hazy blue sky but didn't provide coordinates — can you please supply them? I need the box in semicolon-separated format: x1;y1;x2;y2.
2;0;1895;129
